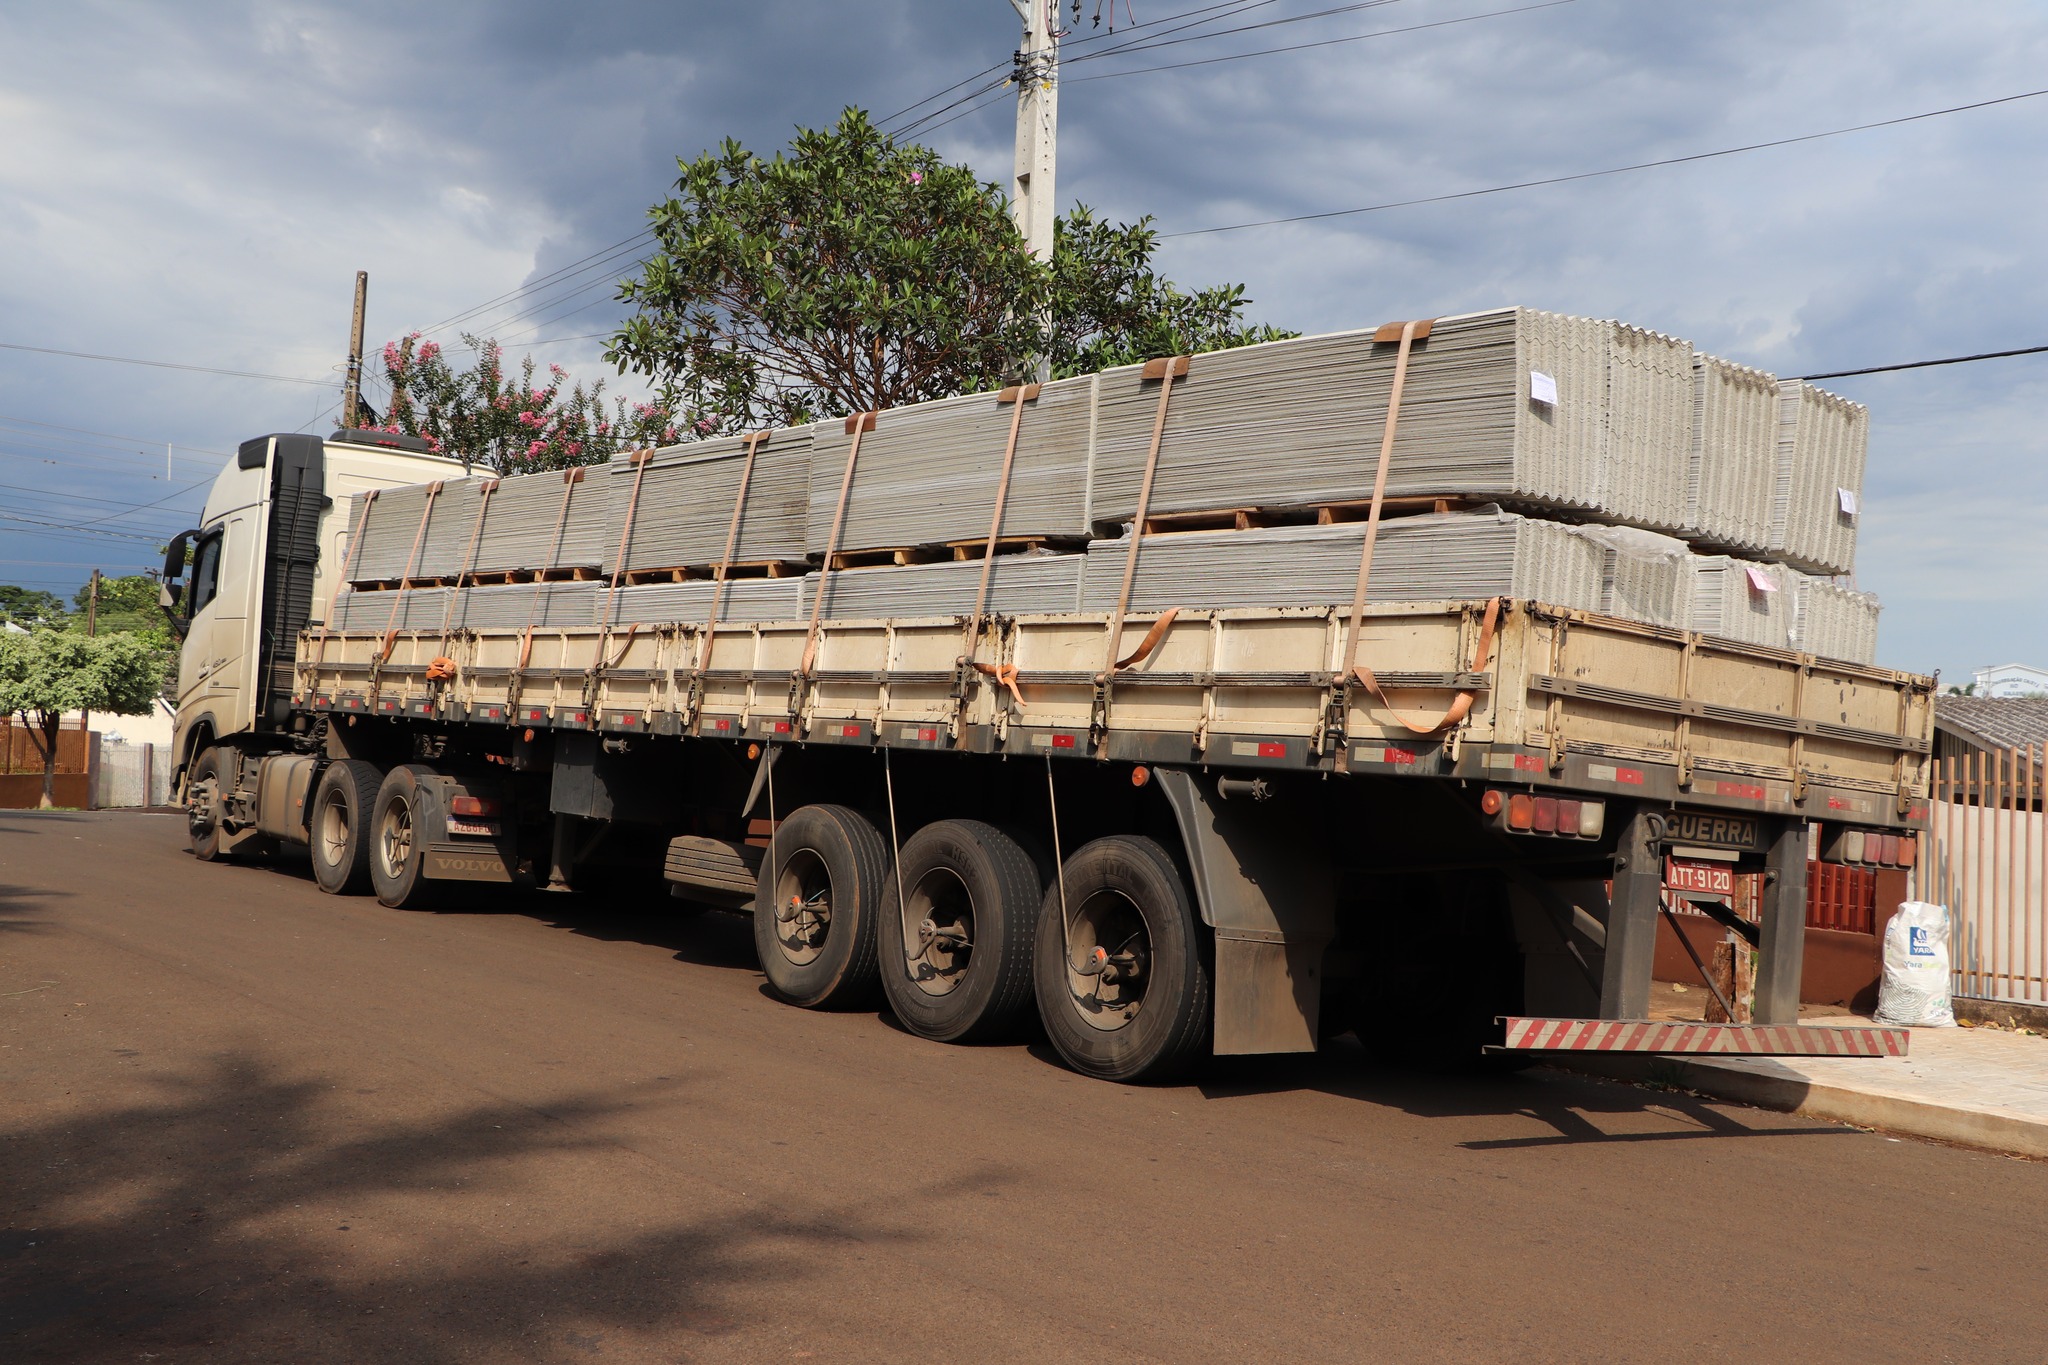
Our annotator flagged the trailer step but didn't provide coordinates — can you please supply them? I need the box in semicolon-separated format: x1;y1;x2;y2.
1498;1017;1909;1057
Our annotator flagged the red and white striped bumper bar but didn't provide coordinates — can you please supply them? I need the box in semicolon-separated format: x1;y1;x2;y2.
1500;1017;1909;1057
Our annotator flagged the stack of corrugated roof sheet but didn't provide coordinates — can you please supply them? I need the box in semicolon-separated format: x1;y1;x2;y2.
1604;323;1694;532
1791;575;1881;664
477;470;607;575
1771;380;1867;574
1086;309;1617;530
1074;510;1605;615
804;380;1093;555
1689;556;1796;650
1684;354;1778;553
600;578;808;627
607;428;814;575
811;552;1084;621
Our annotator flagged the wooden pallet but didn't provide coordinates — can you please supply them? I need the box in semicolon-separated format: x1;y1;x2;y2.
1138;496;1486;537
621;560;808;585
941;536;1088;562
829;545;948;570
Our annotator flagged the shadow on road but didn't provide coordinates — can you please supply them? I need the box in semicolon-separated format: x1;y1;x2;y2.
0;1048;993;1363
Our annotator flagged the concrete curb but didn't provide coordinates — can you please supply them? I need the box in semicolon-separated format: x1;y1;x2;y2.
1558;1055;2048;1160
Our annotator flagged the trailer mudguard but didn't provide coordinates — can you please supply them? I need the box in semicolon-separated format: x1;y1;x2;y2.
1153;768;1335;1055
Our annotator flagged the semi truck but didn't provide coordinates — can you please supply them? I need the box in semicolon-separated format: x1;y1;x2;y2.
160;415;1933;1083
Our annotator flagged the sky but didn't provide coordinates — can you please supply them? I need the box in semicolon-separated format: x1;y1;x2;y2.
1;0;2043;681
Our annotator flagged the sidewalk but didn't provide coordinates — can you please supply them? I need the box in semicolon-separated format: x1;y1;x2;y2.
1567;1000;2048;1159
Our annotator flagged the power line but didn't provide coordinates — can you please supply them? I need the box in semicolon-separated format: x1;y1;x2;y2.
412;230;655;337
0;479;207;515
1165;83;2048;236
0;510;171;543
1065;0;1576;82
0;341;335;388
0;414;230;460
1796;343;2048;381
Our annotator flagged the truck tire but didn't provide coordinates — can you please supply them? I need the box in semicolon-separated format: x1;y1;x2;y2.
309;759;382;895
877;819;1043;1043
752;804;888;1010
369;764;445;910
186;747;229;862
1034;835;1211;1083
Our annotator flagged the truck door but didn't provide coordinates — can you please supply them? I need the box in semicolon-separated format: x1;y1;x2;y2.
173;507;258;730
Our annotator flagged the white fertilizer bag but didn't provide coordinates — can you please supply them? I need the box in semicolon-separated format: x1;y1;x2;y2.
1873;900;1957;1028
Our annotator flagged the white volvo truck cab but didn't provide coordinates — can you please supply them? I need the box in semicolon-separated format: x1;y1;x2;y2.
161;429;466;850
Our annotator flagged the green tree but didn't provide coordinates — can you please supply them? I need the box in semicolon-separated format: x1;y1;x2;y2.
606;107;1291;435
376;334;678;473
0;629;165;808
0;585;67;627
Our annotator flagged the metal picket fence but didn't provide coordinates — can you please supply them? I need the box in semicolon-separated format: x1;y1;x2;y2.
1915;744;2047;1004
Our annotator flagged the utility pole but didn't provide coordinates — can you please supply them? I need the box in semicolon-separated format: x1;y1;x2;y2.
1007;0;1059;262
81;567;99;739
1007;1;1059;382
342;269;368;430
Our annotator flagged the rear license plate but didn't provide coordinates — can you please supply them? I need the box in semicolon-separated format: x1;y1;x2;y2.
1665;856;1734;897
446;817;501;838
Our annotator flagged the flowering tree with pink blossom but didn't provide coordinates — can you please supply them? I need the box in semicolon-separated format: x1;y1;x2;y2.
375;334;678;473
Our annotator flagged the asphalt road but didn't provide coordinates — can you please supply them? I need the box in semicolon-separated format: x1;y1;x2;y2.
3;810;2044;1364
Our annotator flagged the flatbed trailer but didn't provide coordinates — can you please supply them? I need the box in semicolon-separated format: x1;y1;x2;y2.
168;430;1933;1083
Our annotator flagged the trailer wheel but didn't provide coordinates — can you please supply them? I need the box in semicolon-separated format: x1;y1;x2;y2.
186;747;229;862
877;819;1043;1043
1034;835;1211;1083
309;759;382;894
752;804;888;1010
368;764;443;910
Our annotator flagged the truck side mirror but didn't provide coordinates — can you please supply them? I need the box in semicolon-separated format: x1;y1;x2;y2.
159;529;196;637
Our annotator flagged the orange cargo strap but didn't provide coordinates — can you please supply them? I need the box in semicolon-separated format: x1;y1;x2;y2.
436;477;499;643
591;450;648;691
693;431;772;698
799;411;878;679
313;486;379;668
1338;318;1433;685
376;480;445;672
957;385;1039;726
1100;356;1187;681
1349;595;1502;736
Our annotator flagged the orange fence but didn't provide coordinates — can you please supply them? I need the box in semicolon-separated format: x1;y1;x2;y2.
1915;745;2046;1004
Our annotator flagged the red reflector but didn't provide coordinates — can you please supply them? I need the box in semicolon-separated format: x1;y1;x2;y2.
1513;753;1543;772
1615;767;1644;786
621;714;637;726
1052;733;1076;748
1507;794;1534;831
918;727;938;742
841;724;861;737
772;721;790;734
1878;833;1899;865
450;796;499;817
1531;796;1558;833
712;718;731;731
1257;741;1285;758
1382;747;1416;765
1480;789;1504;815
1556;799;1581;835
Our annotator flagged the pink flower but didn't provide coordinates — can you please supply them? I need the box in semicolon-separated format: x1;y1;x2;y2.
527;440;546;457
566;441;582;457
595;420;611;436
694;416;715;434
418;341;441;362
909;170;923;185
495;395;510;410
661;427;678;442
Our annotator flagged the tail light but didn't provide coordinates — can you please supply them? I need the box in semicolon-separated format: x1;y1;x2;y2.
1486;790;1604;839
1838;829;1865;863
1507;793;1534;830
1578;800;1605;839
450;796;499;817
1897;835;1918;867
1480;789;1504;815
1531;796;1558;833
